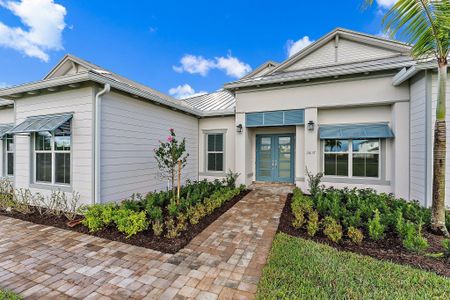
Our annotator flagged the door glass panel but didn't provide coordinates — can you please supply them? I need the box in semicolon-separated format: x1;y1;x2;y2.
277;137;291;179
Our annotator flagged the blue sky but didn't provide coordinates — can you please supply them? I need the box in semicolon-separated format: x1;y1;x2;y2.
0;0;396;98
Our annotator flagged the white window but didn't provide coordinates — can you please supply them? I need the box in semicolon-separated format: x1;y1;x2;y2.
34;121;71;185
207;133;224;172
4;134;14;176
323;139;380;178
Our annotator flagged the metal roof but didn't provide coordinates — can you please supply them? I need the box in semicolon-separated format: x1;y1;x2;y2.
0;123;14;138
225;56;415;89
319;123;394;139
181;90;236;113
9;113;73;134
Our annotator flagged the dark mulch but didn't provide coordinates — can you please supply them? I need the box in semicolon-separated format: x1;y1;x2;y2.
0;189;250;254
278;193;450;277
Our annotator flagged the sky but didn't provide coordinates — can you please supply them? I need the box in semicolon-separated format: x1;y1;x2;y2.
0;0;397;99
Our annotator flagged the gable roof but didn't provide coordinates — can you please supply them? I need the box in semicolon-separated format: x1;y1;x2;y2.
240;61;279;80
45;54;177;103
269;28;411;75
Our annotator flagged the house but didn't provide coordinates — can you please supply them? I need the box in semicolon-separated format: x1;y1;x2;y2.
0;28;446;207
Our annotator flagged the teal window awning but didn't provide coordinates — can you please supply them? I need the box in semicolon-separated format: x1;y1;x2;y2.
246;109;304;127
0;123;14;138
9;113;73;134
319;123;394;140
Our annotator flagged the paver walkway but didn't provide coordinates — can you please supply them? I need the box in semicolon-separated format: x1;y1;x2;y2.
0;188;288;300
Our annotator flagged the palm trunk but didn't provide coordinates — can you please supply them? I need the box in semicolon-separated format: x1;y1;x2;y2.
431;60;449;236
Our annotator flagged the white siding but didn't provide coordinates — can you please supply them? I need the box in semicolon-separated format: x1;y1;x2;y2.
100;91;198;202
337;39;398;64
285;38;398;71
409;73;428;205
14;87;95;205
286;41;336;71
0;107;14;124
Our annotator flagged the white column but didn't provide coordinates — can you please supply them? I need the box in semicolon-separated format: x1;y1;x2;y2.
304;108;319;176
295;125;305;189
235;113;252;186
392;101;410;199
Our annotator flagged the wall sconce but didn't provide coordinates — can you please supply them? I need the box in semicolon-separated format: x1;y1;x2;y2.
236;124;243;133
307;120;315;131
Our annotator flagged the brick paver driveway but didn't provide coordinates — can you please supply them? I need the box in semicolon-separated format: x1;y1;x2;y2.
0;188;288;299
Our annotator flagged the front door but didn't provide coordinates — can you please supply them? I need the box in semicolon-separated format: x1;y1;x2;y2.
256;134;295;183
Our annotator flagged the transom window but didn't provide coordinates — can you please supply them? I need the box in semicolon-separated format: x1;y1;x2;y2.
4;134;14;176
34;120;71;185
207;133;224;172
323;139;380;178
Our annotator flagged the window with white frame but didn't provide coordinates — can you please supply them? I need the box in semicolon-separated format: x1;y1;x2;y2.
34;120;71;185
323;139;380;178
207;133;224;172
4;134;14;176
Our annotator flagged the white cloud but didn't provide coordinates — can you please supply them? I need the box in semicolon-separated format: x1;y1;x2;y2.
168;84;207;99
215;55;252;78
0;0;67;62
173;53;252;78
376;0;397;9
0;82;10;88
173;55;215;76
286;36;314;57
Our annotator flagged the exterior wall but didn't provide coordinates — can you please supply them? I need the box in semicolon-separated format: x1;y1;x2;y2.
234;76;410;198
236;76;409;113
198;116;235;181
100;91;199;202
0;107;14;178
0;107;14;124
285;39;398;71
14;87;95;205
409;72;429;206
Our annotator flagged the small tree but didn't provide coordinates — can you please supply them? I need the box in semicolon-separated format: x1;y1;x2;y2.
154;128;189;201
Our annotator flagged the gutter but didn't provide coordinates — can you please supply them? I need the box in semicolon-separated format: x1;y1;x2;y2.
94;83;110;204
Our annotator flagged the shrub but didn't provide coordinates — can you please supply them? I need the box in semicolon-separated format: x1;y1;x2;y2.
223;169;240;188
442;239;450;258
368;209;385;241
291;188;313;229
165;218;179;238
152;220;163;236
323;216;343;243
148;206;163;221
347;226;364;245
113;209;149;238
306;169;323;197
82;204;110;232
306;210;319;237
402;221;429;253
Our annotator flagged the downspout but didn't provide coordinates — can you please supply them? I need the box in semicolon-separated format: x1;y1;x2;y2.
94;83;110;204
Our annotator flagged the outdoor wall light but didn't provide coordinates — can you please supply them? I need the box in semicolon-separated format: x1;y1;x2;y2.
307;120;315;131
236;124;243;133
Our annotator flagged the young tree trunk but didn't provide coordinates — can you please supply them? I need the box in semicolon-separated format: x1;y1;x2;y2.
431;61;449;236
171;168;175;201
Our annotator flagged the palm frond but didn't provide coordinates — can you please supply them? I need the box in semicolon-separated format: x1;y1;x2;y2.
382;0;450;60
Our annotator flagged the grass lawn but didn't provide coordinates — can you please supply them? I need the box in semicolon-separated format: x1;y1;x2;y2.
257;233;450;299
0;289;21;300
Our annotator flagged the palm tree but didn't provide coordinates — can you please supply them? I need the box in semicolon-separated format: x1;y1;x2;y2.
365;0;450;235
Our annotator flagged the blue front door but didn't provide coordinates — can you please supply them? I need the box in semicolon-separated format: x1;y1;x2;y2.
256;134;295;183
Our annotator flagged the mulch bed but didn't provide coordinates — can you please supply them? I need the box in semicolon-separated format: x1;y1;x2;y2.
0;189;250;254
278;193;450;277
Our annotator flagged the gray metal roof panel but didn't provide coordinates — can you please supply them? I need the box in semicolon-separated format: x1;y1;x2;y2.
9;113;73;134
182;90;236;112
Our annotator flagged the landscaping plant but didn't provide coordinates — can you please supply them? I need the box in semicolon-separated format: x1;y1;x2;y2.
154;128;189;203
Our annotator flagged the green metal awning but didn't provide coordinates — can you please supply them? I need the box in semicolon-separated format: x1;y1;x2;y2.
0;123;14;138
9;113;73;134
319;123;394;140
